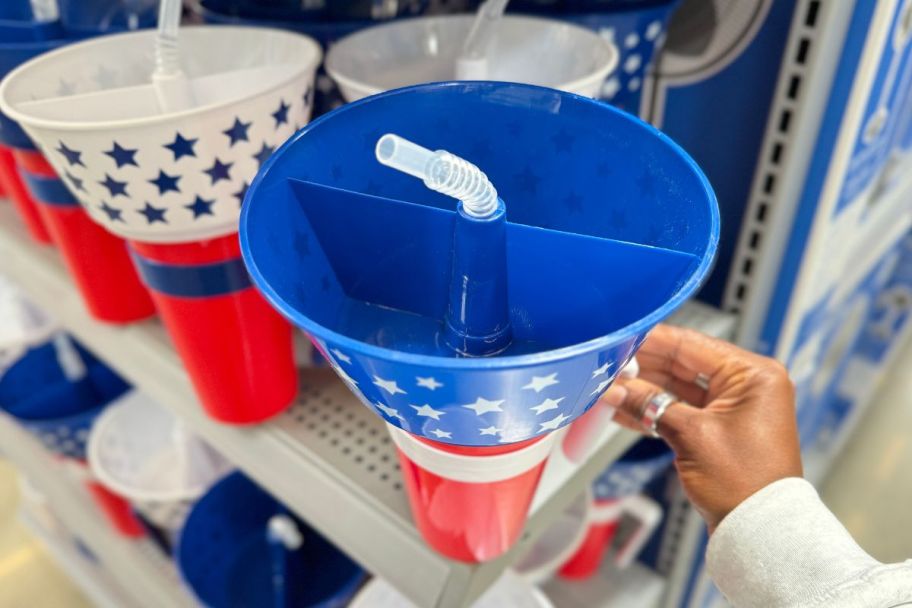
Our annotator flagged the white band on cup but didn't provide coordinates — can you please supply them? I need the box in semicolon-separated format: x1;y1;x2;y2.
387;424;559;484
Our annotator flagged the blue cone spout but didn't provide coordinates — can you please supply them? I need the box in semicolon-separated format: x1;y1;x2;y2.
444;199;512;357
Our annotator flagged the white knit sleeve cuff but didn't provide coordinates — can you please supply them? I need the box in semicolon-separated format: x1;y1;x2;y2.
706;477;878;608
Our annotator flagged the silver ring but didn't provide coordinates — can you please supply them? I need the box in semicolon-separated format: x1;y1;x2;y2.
695;372;711;391
641;392;676;438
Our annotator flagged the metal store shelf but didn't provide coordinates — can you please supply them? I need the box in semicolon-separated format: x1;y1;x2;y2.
0;415;192;608
0;204;640;608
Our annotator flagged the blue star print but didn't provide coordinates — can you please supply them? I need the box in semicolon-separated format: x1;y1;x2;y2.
64;171;85;192
223;117;251;146
253;142;275;168
164;132;197;160
104;142;138;168
185;195;215;218
272;100;290;128
56;141;84;167
148;169;181;195
138;202;167;224
98;202;123;222
515;166;540;195
302;87;313;107
99;174;129;198
204;158;233;184
233;182;249;207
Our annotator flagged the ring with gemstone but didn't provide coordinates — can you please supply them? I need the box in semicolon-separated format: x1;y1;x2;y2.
641;391;676;438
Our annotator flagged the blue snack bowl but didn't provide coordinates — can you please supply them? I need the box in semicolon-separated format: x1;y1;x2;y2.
240;81;718;446
177;472;364;608
0;341;130;459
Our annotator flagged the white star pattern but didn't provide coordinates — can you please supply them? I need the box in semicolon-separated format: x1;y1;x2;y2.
592;361;613;378
331;349;351;364
522;373;559;393
411;403;445;420
530;397;564;415
375;402;403;421
539;413;569;432
416;376;443;390
624;54;642;74
373;375;406;395
334;365;358;387
598;27;615;42
430;429;452;439
500;426;533;443
625;32;640;48
479;426;501;436
591;379;612;396
463;397;505;416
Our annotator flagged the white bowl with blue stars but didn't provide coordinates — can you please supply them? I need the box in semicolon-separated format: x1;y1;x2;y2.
0;26;321;244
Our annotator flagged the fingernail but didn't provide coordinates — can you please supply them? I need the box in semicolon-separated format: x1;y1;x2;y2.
601;385;628;408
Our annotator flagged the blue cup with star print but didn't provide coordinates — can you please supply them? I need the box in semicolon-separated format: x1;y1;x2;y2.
239;80;719;448
0;339;130;461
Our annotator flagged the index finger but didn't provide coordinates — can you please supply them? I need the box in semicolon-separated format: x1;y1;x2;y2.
636;324;760;385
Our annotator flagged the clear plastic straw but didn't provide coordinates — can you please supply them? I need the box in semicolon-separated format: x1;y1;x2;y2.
28;0;59;22
153;0;194;112
456;0;510;80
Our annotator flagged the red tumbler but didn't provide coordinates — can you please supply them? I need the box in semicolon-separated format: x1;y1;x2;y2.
389;425;558;562
129;234;298;424
0;145;51;243
558;499;623;579
14;150;155;324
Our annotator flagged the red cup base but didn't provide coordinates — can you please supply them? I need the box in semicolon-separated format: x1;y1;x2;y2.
396;436;549;563
37;204;156;324
559;517;619;580
0;147;51;244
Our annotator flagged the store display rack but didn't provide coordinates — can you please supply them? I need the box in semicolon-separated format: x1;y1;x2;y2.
0;203;643;608
0;414;193;608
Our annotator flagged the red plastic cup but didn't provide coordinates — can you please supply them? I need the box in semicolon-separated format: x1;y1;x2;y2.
558;499;623;579
84;478;147;538
62;459;145;538
14;150;155;324
128;234;298;424
388;425;558;562
0;145;51;243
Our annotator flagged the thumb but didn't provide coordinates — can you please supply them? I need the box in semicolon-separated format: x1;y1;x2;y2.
602;376;700;454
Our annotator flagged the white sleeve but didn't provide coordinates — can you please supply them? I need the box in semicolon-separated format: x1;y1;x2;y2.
706;477;912;608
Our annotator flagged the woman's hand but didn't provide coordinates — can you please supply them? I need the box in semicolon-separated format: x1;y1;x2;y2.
602;324;803;533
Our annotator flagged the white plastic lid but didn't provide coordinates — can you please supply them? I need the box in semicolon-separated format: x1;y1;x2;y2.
350;570;554;608
87;391;230;502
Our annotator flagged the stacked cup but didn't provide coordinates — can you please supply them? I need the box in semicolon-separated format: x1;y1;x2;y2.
0;332;146;538
0;2;62;244
560;438;674;579
0;2;157;322
87;391;232;546
1;26;323;423
240;82;719;561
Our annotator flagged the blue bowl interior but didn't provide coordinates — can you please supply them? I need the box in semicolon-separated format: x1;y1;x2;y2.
243;82;718;360
178;472;362;608
57;0;157;35
0;341;128;421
